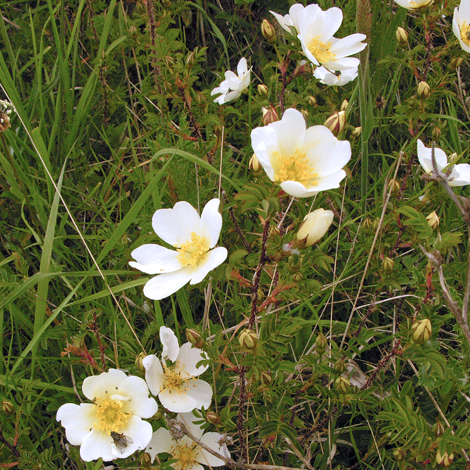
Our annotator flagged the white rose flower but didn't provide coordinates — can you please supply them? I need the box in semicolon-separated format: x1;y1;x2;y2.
146;413;229;470
394;0;432;9
250;108;351;198
56;369;158;462
130;198;227;300
270;4;305;33
453;0;470;53
297;4;366;71
417;139;470;186
314;65;358;86
144;328;212;413
211;57;251;104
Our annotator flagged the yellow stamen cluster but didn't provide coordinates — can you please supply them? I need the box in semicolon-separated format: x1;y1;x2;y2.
176;232;209;267
460;21;470;47
94;399;130;433
274;150;318;185
162;362;195;395
171;442;199;470
308;36;335;63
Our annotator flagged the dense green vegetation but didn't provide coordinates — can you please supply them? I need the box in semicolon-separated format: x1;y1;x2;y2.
1;0;470;468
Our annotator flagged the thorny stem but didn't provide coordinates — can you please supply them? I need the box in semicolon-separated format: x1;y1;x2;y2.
90;312;106;371
146;0;162;93
237;366;248;463
249;218;271;328
175;420;306;470
0;429;20;458
229;206;252;253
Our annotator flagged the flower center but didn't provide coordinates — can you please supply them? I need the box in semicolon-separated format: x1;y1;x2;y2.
460;22;470;46
94;399;131;433
308;36;335;63
176;232;209;267
162;362;194;394
274;150;318;185
171;442;200;470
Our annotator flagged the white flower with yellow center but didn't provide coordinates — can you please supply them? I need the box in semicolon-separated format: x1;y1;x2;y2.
297;4;366;71
56;369;158;462
314;65;358;86
129;199;227;300
144;330;212;413
146;413;229;470
270;4;305;34
211;57;251;105
417;139;470;186
394;0;433;9
453;0;470;52
251;108;351;198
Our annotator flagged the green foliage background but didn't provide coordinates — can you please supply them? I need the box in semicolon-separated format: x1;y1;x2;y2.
1;0;470;469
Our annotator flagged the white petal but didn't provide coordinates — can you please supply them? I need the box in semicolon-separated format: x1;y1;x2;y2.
221;89;242;103
152;202;201;247
112;416;153;459
322;57;360;71
146;428;175;461
190;247;228;285
129;244;181;274
237;57;248;76
279;180;309;197
315;7;343;39
268;109;306;157
289;4;305;32
459;0;470;21
250;127;277;181
200;199;223;249
117;376;159;418
185;379;213;410
160;326;180;361
82;369;127;401
417;139;448;173
177;343;209;376
159;387;198;413
143;267;196;300
56;403;95;445
143;354;165;396
330;34;367;58
80;428;115;462
307;170;347;192
198;432;229;466
450;163;470;186
270;10;293;32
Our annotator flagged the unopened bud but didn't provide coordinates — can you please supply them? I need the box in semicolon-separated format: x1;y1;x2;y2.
129;25;138;36
335;376;351;394
352;126;362;137
411;319;432;343
387;179;401;196
186;329;205;348
436;451;454;467
432;126;441;140
449;56;464;71
324;110;346;136
165;56;174;67
292;272;303;282
393;448;406;461
363;217;373;230
249;154;263;176
257;84;268;98
261;19;277;43
449;152;459;164
315;333;327;355
262;106;279;125
269;226;281;238
340;99;349;111
307;95;317;106
300;109;309;120
239;329;258;350
206;411;221;425
382;257;394;272
135;352;146;372
2;400;13;413
427;211;439;229
417;81;430;100
296;209;334;248
396;27;408;46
